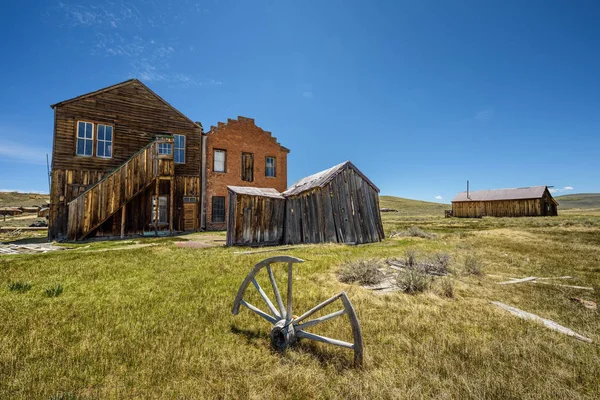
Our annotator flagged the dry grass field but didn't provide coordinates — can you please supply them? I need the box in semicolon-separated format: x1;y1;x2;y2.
1;196;599;399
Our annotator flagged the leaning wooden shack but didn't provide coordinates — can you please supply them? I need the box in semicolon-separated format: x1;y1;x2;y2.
451;186;558;218
226;186;286;246
283;161;384;245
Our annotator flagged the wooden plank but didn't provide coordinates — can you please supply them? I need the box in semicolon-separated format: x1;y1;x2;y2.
491;302;593;343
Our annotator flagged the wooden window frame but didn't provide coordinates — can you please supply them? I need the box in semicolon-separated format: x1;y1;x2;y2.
174;134;185;164
213;149;227;173
75;121;95;157
265;156;276;178
96;123;114;159
158;142;172;155
241;152;254;182
212;196;226;223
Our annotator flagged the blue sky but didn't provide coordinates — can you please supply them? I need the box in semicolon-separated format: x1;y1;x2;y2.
1;0;599;202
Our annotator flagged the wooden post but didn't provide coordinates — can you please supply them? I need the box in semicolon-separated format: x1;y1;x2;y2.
120;204;126;239
154;179;159;237
169;178;174;233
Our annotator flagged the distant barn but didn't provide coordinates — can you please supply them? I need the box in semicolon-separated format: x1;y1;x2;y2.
283;161;384;244
452;186;558;218
226;186;286;246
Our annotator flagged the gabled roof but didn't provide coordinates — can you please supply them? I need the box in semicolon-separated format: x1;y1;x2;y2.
452;186;555;203
227;186;285;199
283;161;379;197
50;79;200;129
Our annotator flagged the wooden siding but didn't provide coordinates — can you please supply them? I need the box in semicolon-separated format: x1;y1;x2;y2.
452;199;544;218
226;191;286;246
51;80;202;175
284;168;384;245
49;80;203;240
66;139;174;240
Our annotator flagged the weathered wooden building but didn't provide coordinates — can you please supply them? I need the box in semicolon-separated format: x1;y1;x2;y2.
48;79;292;241
451;186;558;218
49;79;203;240
283;161;384;245
226;186;286;246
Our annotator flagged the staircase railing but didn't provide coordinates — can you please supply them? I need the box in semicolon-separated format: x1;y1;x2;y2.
67;137;174;240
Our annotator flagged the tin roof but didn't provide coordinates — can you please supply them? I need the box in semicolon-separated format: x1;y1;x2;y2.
227;186;285;199
283;161;379;197
452;186;551;202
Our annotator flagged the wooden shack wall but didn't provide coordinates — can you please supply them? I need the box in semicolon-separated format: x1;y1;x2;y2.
226;192;285;246
49;81;203;240
451;198;544;218
284;167;384;245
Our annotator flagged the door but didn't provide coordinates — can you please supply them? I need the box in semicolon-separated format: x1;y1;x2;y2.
183;197;198;231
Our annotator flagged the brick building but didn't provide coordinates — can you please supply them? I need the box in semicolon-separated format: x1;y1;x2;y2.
205;117;289;230
47;79;290;239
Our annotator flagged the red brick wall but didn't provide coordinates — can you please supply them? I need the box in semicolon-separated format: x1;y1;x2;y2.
205;116;289;230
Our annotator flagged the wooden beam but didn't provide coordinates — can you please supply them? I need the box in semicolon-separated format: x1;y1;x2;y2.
491;301;593;343
120;204;126;239
154;178;159;237
169;178;174;233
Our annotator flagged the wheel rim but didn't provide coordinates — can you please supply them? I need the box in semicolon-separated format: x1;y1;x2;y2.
232;256;364;367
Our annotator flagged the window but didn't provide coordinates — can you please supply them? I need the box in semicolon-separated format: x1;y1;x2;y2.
76;121;94;156
212;196;225;223
265;156;276;177
241;152;254;182
214;149;226;172
96;124;113;158
158;142;172;155
174;134;185;164
152;196;168;224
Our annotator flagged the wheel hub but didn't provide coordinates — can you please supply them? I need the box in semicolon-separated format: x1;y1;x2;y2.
270;319;296;351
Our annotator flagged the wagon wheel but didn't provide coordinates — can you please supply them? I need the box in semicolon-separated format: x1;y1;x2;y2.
232;256;364;367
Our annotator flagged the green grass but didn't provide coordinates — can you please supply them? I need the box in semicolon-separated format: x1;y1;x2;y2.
1;207;600;398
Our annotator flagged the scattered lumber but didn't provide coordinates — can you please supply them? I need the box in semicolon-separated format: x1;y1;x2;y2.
532;281;594;291
497;277;537;285
496;276;591;290
490;301;593;344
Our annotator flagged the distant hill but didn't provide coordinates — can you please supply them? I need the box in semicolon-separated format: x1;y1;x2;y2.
555;193;600;209
379;195;448;216
0;191;50;207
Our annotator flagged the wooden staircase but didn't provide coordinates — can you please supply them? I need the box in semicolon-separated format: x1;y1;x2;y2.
67;137;174;240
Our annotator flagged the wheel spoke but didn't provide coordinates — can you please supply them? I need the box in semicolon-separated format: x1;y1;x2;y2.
294;293;344;324
252;278;280;319
295;309;346;331
286;262;293;324
240;300;278;324
267;264;286;318
296;330;354;349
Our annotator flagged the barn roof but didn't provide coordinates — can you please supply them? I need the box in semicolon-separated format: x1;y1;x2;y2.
227;186;285;199
283;161;379;197
452;186;554;202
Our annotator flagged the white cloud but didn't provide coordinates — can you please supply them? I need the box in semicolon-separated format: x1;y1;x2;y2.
51;2;219;87
549;186;574;194
0;141;49;165
474;108;494;121
435;195;443;200
302;91;314;99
